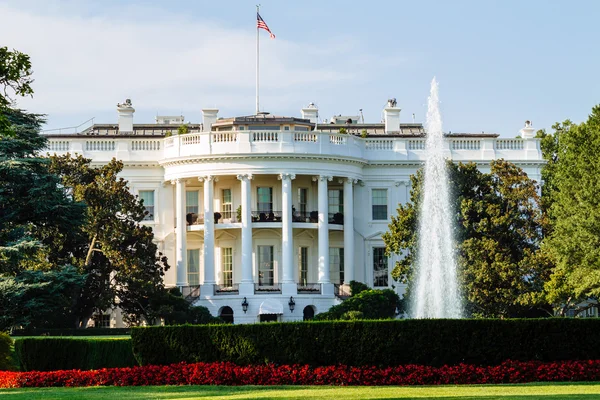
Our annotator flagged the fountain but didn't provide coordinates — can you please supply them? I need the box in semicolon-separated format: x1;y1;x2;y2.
411;77;463;319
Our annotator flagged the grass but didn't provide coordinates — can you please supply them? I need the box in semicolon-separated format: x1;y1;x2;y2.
2;383;600;400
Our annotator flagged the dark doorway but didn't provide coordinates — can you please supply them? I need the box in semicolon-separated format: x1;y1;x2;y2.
259;314;278;323
303;305;315;321
219;306;234;324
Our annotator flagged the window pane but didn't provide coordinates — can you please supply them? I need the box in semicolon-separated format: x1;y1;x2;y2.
298;247;308;285
222;247;233;286
139;190;154;221
257;187;273;212
298;188;308;214
187;249;200;286
372;189;387;220
186;191;199;215
373;247;388;287
258;245;274;286
328;189;343;214
329;248;344;285
222;189;232;219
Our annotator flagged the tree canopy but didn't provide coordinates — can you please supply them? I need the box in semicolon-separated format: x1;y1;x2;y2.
383;160;550;318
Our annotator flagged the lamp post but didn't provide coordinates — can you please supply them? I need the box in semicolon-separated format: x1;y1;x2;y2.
288;296;295;312
242;297;249;313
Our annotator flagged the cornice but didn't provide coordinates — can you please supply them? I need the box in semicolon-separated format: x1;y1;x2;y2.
159;153;368;168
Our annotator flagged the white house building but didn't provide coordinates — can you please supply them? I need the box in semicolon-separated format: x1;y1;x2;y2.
43;99;544;325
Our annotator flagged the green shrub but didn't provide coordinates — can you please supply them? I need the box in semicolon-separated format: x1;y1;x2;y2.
349;280;370;296
132;319;600;367
11;327;130;336
314;288;399;320
0;332;12;370
14;338;136;371
341;311;364;320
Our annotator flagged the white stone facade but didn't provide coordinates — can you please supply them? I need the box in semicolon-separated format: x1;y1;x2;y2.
43;102;544;324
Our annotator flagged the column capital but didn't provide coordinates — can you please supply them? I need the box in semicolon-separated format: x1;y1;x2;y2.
339;177;359;185
198;175;219;183
278;173;296;181
236;173;253;181
312;175;332;182
395;180;409;187
170;178;183;185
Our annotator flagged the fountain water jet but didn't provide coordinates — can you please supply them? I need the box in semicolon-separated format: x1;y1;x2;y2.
411;77;463;319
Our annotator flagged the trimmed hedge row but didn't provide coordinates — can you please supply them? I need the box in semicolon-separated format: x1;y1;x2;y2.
14;338;136;371
11;328;130;336
132;319;600;367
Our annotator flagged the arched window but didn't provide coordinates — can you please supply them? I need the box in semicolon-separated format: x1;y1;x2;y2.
303;305;315;321
219;306;234;324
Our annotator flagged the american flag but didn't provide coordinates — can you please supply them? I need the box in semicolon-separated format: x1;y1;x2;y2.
257;13;275;39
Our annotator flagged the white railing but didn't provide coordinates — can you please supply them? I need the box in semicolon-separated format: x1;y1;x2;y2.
131;140;161;151
181;134;201;146
496;139;524;150
294;132;318;142
47;140;69;152
329;135;346;145
85;140;115;151
408;139;426;150
252;131;279;142
365;139;394;151
213;132;238;143
451;139;481;150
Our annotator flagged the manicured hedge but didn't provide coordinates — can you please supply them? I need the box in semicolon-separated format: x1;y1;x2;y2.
132;319;600;367
14;338;136;371
11;328;130;336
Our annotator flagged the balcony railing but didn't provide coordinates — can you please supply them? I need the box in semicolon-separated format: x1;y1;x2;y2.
254;283;282;294
187;211;239;225
214;284;239;295
297;283;321;294
251;210;282;223
328;212;344;225
293;210;317;223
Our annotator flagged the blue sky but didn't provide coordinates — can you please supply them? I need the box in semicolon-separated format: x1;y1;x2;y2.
2;0;599;136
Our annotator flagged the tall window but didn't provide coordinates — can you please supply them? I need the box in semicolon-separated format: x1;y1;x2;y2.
298;247;308;285
372;189;388;220
330;248;344;285
187;249;200;285
373;247;388;287
258;245;274;286
139;190;155;221
298;188;308;215
257;187;273;212
186;190;199;214
222;189;232;219
222;247;233;286
328;189;343;214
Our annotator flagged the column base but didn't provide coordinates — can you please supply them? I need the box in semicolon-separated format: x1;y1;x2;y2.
282;282;298;296
321;282;334;296
201;283;214;297
239;282;254;296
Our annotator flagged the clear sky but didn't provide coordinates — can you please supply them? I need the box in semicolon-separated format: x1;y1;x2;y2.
2;0;599;136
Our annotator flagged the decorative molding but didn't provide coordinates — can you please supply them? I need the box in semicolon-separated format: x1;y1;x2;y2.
278;173;296;181
339;177;359;185
394;180;409;187
236;173;253;181
198;175;219;182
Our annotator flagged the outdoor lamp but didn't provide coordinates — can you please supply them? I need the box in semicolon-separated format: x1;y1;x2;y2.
241;297;249;313
288;296;296;312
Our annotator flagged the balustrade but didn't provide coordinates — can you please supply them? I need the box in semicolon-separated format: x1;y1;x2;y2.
365;139;394;150
85;140;115;151
496;139;524;150
451;139;481;150
131;140;161;151
408;139;426;150
252;131;279;142
213;132;238;143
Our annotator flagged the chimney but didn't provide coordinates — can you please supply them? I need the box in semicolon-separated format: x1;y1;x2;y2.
117;99;135;133
301;102;318;123
202;108;219;132
383;98;401;133
519;120;535;139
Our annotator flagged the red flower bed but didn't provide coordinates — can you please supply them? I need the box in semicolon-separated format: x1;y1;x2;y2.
2;360;600;388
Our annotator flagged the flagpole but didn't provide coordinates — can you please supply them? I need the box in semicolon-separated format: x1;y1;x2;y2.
256;4;260;115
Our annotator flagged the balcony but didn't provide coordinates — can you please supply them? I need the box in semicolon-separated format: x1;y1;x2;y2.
42;130;542;165
187;211;239;226
214;284;239;295
254;283;282;294
251;210;282;223
297;283;321;294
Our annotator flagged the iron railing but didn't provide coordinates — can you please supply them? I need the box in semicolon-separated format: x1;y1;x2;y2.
254;283;282;294
214;284;239;295
297;283;321;294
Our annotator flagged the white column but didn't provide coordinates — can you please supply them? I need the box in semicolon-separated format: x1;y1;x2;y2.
174;179;187;287
237;174;254;296
316;175;332;288
201;175;216;295
280;173;297;295
343;178;355;285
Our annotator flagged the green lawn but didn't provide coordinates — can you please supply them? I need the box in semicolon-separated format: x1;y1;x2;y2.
2;383;600;400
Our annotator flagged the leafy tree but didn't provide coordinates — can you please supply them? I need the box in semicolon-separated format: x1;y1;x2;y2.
543;106;600;315
384;160;550;318
147;288;222;325
48;155;170;327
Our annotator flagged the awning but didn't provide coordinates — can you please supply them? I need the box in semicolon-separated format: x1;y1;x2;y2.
259;299;284;315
